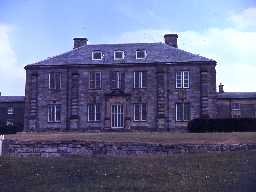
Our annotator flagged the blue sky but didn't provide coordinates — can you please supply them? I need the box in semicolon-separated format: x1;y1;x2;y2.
0;0;256;95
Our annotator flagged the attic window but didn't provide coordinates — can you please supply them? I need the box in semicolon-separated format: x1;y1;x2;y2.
114;51;124;60
92;51;103;60
136;50;146;59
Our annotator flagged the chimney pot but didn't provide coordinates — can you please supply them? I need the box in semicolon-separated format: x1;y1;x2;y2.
219;83;224;93
73;37;88;49
164;34;178;48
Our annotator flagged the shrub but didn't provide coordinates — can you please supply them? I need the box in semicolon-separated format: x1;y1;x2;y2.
188;118;256;132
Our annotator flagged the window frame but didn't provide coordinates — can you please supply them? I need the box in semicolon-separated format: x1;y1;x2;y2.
89;71;102;89
87;104;101;122
133;103;147;121
133;71;147;88
231;103;241;118
114;50;125;60
48;72;62;90
48;104;61;123
6;119;14;126
136;50;147;59
175;103;190;122
176;71;190;89
92;51;103;60
111;71;122;89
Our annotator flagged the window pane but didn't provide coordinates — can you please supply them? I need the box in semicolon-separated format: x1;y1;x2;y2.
134;104;140;121
93;52;102;60
111;71;117;89
141;71;147;88
115;51;124;59
176;72;182;88
95;72;101;89
49;73;55;89
176;103;183;121
55;73;61;89
95;104;101;121
136;50;146;59
141;103;147;121
184;103;190;121
48;105;54;122
134;72;140;88
88;104;94;121
183;71;189;88
55;105;61;122
89;72;95;88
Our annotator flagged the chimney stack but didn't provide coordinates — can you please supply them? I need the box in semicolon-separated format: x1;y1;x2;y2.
164;34;178;48
73;37;88;49
219;83;224;93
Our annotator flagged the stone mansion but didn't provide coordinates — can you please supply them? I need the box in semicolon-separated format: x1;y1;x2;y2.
23;34;256;132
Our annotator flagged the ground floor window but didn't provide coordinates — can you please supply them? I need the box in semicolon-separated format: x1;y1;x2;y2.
134;103;147;121
176;103;190;121
48;104;61;122
88;104;101;122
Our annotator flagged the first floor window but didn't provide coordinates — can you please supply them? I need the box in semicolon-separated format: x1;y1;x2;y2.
89;72;101;89
176;71;190;88
176;103;190;121
134;71;147;88
49;72;61;89
111;71;124;89
48;104;61;122
88;104;101;122
7;106;14;115
134;103;147;121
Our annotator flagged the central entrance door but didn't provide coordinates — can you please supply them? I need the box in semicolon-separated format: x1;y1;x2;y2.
111;104;124;128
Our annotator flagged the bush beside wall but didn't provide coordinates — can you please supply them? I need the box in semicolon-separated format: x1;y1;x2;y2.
188;118;256;132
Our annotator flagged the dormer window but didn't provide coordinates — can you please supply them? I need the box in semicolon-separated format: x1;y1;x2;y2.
92;51;103;60
136;50;146;59
114;51;124;60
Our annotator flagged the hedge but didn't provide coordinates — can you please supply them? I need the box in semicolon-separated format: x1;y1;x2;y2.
188;118;256;132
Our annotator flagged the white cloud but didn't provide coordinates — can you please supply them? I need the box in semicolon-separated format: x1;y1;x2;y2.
230;7;256;29
0;24;25;96
114;27;256;92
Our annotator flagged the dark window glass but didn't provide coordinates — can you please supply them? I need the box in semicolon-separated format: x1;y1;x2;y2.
92;52;102;60
134;104;140;121
89;72;101;89
48;104;61;122
176;103;190;121
49;72;61;89
141;103;147;121
88;104;101;122
136;50;146;59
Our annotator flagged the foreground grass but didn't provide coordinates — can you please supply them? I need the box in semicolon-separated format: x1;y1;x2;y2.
0;151;256;192
6;132;256;144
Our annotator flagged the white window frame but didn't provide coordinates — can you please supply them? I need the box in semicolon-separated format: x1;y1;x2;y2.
176;71;190;88
48;105;61;123
92;51;103;60
111;104;124;128
48;72;62;89
231;103;241;118
114;51;125;60
175;103;190;121
136;50;147;59
89;71;102;89
7;106;14;115
133;103;147;121
133;71;146;88
87;104;101;122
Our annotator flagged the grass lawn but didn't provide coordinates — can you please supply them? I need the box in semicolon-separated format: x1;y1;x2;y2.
6;132;256;144
0;150;256;192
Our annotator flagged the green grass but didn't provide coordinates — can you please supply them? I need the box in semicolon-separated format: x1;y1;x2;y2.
6;132;256;144
1;151;256;192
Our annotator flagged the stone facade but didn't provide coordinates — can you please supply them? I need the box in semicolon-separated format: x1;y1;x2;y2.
3;139;256;157
0;95;25;129
23;34;255;132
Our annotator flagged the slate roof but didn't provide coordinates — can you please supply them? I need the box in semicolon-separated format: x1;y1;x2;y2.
217;92;256;99
27;42;215;67
0;96;25;103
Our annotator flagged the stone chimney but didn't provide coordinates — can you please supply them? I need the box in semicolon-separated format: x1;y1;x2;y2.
73;37;88;49
164;34;178;48
219;83;224;93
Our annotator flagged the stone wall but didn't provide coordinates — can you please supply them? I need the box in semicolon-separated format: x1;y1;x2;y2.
3;140;256;157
